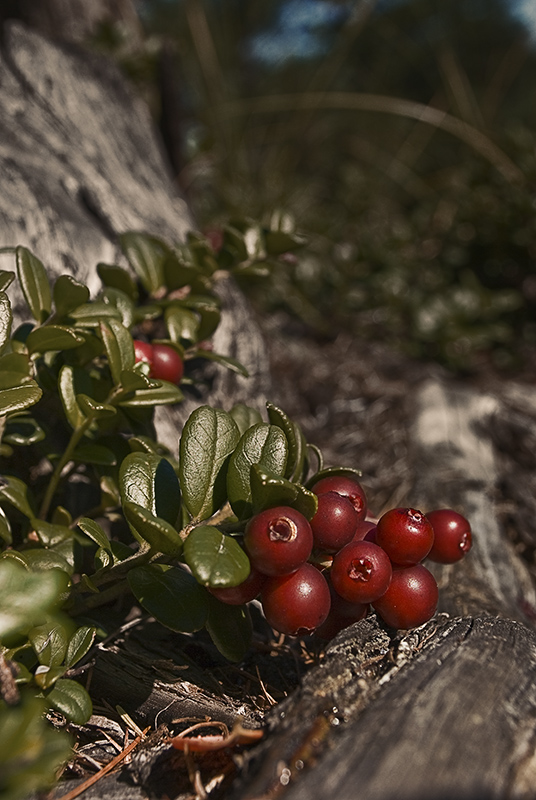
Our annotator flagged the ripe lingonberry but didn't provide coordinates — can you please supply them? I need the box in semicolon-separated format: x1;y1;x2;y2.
315;577;368;640
261;563;331;636
372;564;438;629
208;567;266;606
310;491;359;552
311;476;367;521
352;520;377;543
426;509;472;564
150;344;184;384
331;540;392;604
375;507;434;566
244;506;313;576
134;339;153;366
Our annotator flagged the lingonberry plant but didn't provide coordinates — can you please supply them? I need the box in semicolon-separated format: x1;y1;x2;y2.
0;221;473;799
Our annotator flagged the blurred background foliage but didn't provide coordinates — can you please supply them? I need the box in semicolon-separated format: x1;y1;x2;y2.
61;1;536;371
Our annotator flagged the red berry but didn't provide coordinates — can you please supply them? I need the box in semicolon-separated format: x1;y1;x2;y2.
311;476;367;521
331;540;392;604
372;564;438;629
315;578;368;640
375;507;434;566
352;520;378;543
133;340;153;366
261;563;331;636
208;567;266;605
310;491;359;552
150;344;184;384
426;509;472;564
244;506;313;577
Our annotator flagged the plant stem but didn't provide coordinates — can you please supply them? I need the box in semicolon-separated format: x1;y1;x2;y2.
39;416;95;519
68;579;131;616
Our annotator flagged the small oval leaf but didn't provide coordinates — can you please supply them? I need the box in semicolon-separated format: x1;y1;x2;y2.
119;452;181;524
183;525;250;588
29;620;69;667
26;325;85;354
206;596;252;663
16;246;52;323
46;678;93;724
229;403;263;436
65;626;96;669
77;517;111;551
53;275;90;318
100;319;135;385
127;564;208;632
0;291;12;353
0;382;42;415
123;502;183;556
227;424;288;519
120;232;167;295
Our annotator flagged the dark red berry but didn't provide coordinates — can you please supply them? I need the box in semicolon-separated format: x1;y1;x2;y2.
352;520;377;543
134;340;153;366
311;476;367;521
375;507;434;566
372;564;438;629
310;491;359;552
150;344;184;384
208;567;266;606
331;540;392;604
315;578;368;640
244;506;313;577
426;509;472;564
261;563;331;636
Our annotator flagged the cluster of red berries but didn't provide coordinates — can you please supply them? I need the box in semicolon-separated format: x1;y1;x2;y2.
210;476;472;639
134;340;184;384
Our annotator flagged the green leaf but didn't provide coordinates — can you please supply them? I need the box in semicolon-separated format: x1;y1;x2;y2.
32;520;73;548
305;466;363;489
72;444;117;466
119;452;181;524
58;365;93;429
101;287;135;328
26;325;85;354
68;301;122;326
97;263;139;300
76;394;117;419
0;506;12;544
184;525;250;588
0;476;36;518
128;435;169;456
0;560;67;639
0;382;42;415
53;275;90;317
229;403;263;436
0;371;32;390
206;596;252;662
4;416;45;446
0;352;31;375
182;295;221;342
77;517;111;551
264;230;307;255
266;402;304;480
164;306;199;345
46;678;93;724
123;502;183;555
65;626;96;669
0;291;12;353
29;620;69;667
34;665;66;691
117;380;183;407
21;549;73;575
227;423;288;519
179;406;240;521
120;232;167;295
120;369;158;391
250;464;318;519
16;246;52;323
0;269;15;291
127;564;208;632
100;319;135;385
192;349;249;377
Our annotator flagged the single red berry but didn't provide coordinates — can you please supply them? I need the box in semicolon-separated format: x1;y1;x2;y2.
311;476;367;521
310;491;359;552
426;509;472;564
372;564;438;629
315;577;368;640
352;520;378;543
133;340;153;366
150;344;184;384
244;506;313;577
375;507;434;566
330;540;392;604
208;567;266;605
261;563;331;636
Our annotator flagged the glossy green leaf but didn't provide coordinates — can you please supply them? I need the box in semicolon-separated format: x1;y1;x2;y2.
120;368;158;391
4;416;45;446
119;452;181;524
264;229;307;255
117;381;183;407
97;263;139;300
68;302;122;326
227;423;288;519
101;287;135;328
193;349;249;377
120;232;167;295
229;403;263;436
206;596;252;662
52;506;72;526
179;406;240;521
305;466;363;489
163;252;209;293
183;525;250;588
0;382;42;415
250;465;318;519
32;520;73;548
127;564;208;632
16;246;52;323
123;501;183;556
0;506;12;544
165;305;199;345
77;517;111;551
26;325;85;354
21;549;73;575
33;665;66;691
0;476;36;518
0;269;15;291
76;394;117;419
46;678;93;724
100;319;135;385
53;275;90;317
72;444;117;466
0;352;31;375
0;370;32;390
128;435;169;455
58;365;93;429
0;291;12;353
0;560;67;639
182;296;221;342
65;626;96;669
29;620;69;667
266;403;302;479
